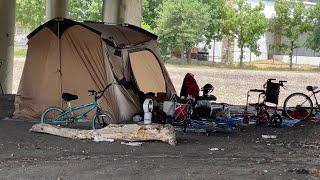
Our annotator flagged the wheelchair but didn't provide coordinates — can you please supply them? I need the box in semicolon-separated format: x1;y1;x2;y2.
243;79;287;127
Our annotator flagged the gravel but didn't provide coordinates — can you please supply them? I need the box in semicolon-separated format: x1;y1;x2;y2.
167;65;320;105
13;59;320;106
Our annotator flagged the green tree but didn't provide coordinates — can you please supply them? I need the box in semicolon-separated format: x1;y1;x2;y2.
69;0;102;21
16;0;102;31
142;0;163;30
221;0;268;68
271;0;312;70
306;2;320;53
156;0;210;63
203;0;226;63
16;0;46;30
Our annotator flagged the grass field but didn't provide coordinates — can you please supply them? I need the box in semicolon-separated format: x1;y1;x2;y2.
165;58;320;72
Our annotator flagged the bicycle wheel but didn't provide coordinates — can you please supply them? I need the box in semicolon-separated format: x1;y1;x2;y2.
40;107;64;125
283;93;313;121
92;110;113;129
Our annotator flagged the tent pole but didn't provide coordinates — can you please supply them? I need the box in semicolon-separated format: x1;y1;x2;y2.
58;19;63;108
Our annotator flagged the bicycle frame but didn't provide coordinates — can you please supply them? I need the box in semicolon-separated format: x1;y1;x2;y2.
52;101;100;125
308;89;320;110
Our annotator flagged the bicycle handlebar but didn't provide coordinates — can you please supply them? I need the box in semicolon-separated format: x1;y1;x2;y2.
88;83;113;100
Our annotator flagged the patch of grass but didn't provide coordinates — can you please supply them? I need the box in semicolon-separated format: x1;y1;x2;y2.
14;48;27;58
164;58;320;73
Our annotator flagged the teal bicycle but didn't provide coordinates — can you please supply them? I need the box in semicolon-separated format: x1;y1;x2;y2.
40;84;113;129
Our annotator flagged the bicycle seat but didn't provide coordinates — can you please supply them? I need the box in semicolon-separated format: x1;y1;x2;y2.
306;86;318;91
62;93;78;102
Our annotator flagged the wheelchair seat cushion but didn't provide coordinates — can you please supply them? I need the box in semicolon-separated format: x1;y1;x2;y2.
62;93;78;102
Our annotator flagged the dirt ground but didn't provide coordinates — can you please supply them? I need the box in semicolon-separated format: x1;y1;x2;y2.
1;119;320;179
1;59;320;179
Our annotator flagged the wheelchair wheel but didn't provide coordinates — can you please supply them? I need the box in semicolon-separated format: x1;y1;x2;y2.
40;107;64;125
256;110;270;126
92;110;113;129
270;114;282;128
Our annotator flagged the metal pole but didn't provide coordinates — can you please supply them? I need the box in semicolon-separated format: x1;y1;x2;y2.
58;20;63;108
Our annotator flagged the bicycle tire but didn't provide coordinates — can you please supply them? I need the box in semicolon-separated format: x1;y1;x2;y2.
92;110;113;129
283;93;313;121
40;107;64;125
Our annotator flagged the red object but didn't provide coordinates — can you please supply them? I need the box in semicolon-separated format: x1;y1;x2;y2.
291;108;309;120
175;104;189;125
180;73;199;99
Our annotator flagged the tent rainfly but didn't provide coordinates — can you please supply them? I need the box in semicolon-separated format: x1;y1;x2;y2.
14;18;176;123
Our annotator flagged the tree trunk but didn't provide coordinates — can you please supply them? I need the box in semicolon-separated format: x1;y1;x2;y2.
289;41;294;70
289;51;293;70
180;48;184;59
186;49;191;64
212;39;216;63
226;40;229;64
30;123;177;146
240;45;244;68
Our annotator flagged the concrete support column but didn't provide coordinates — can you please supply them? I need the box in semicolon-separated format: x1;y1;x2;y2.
119;0;141;27
102;0;121;24
0;0;15;94
103;0;142;27
46;0;69;20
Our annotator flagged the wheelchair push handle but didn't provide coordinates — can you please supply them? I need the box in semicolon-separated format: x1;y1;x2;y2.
279;80;287;88
267;78;276;82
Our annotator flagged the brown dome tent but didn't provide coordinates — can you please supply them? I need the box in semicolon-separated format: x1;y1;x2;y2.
14;18;176;122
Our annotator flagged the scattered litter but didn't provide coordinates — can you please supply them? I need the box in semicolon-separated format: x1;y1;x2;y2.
308;167;319;177
262;135;277;139
208;147;219;151
121;142;142;146
289;168;309;175
132;115;143;122
282;119;300;127
289;167;320;177
93;136;114;142
263;170;268;173
301;144;320;149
